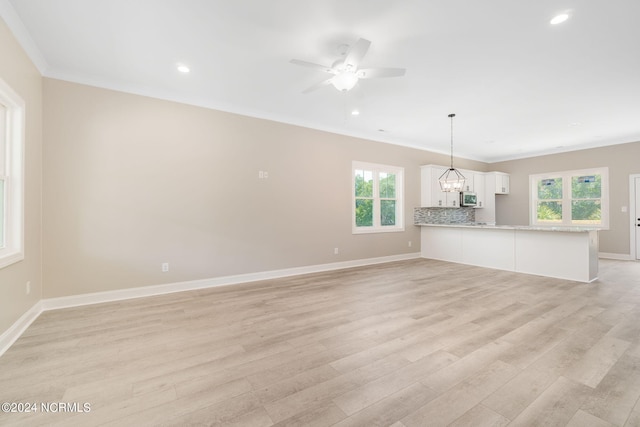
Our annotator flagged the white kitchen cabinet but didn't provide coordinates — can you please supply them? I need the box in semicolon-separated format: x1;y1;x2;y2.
420;165;435;206
473;172;485;208
493;172;510;194
460;170;474;192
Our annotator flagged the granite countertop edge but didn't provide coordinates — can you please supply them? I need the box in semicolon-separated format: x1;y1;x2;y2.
414;223;603;232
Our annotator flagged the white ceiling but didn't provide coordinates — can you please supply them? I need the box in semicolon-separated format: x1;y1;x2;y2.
2;0;639;162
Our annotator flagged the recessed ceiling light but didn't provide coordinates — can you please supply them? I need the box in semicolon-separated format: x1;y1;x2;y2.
351;110;360;116
569;122;581;127
550;13;569;25
177;64;190;73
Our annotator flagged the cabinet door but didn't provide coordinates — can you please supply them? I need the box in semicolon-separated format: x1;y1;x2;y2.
474;173;485;208
502;175;510;194
431;167;447;207
496;174;510;194
446;191;459;207
420;167;431;206
461;172;474;192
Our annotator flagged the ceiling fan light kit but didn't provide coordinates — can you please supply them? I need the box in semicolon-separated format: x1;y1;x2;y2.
331;70;359;91
291;38;406;93
439;113;466;192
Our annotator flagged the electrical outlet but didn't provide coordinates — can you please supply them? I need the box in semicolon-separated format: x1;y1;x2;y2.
162;263;169;272
26;281;31;295
334;247;339;255
408;241;412;247
258;170;264;179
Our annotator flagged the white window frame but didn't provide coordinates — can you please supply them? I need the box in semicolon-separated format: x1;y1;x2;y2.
352;161;404;234
0;77;25;269
529;167;609;229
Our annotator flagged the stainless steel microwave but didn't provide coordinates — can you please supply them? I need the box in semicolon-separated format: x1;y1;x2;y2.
460;191;477;207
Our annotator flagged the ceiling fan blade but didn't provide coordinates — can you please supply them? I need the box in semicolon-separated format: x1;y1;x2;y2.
343;38;371;70
290;59;337;74
302;78;333;94
357;68;406;79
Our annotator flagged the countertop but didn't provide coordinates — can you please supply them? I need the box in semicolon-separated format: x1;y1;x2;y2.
415;223;602;232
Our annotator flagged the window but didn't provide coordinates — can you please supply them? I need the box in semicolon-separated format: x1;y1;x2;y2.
0;77;25;269
530;167;608;228
352;161;404;233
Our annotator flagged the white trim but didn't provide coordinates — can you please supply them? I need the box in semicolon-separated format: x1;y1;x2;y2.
599;252;633;261
0;0;50;74
0;77;26;268
630;174;640;261
0;253;420;356
0;301;42;357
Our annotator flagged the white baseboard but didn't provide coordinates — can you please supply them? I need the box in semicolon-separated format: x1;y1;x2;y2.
599;252;634;261
1;252;420;357
0;301;43;358
42;253;420;310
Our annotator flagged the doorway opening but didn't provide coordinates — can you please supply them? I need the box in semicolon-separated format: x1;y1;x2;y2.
630;175;640;260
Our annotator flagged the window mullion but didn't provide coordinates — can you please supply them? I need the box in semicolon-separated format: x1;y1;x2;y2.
373;169;380;228
562;174;571;226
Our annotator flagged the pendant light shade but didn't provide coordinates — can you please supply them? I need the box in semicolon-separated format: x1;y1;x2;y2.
439;113;466;192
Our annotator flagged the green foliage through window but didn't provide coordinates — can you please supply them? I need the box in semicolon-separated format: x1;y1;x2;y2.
379;173;396;199
355;199;373;227
381;200;396;226
355;169;373;198
538;178;562;199
537;201;562;222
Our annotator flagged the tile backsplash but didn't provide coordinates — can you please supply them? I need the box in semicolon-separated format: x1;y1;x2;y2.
414;207;475;224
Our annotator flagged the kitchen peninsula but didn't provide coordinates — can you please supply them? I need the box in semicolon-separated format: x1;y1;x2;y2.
418;223;599;283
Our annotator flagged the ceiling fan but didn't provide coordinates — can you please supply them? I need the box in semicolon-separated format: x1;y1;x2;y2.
290;38;406;93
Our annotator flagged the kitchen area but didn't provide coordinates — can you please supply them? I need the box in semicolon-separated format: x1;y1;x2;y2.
415;164;600;283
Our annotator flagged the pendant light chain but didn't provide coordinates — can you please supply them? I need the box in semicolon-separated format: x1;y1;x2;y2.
449;113;455;169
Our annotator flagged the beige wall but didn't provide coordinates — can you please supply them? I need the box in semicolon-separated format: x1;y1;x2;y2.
0;18;43;333
42;78;487;298
491;141;640;255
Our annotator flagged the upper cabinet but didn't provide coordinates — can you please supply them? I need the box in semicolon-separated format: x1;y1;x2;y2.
473;172;486;208
488;172;510;194
461;173;474;192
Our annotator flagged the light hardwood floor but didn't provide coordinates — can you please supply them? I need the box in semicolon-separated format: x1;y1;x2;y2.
1;258;640;426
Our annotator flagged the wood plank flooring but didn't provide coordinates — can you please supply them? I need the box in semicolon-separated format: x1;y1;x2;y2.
1;258;640;426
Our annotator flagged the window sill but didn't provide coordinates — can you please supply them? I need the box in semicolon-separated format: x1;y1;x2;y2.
352;227;405;235
0;251;24;269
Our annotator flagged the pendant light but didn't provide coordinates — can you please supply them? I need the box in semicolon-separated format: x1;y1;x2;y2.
439;113;466;192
